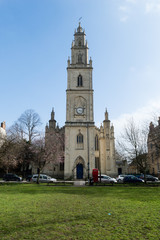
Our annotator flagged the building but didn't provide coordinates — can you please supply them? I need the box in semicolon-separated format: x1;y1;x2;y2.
45;109;65;179
0;121;6;147
115;150;128;175
45;23;116;179
148;118;160;176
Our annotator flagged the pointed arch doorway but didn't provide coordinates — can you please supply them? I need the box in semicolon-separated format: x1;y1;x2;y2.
72;156;86;179
77;163;83;179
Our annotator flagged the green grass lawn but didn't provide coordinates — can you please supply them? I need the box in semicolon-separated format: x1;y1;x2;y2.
0;184;160;240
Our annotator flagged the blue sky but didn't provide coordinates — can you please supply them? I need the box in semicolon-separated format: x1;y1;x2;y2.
1;0;160;137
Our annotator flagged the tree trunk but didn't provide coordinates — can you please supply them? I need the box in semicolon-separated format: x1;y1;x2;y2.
36;167;40;184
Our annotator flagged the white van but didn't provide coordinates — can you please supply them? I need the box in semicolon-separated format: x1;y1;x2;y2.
32;174;57;183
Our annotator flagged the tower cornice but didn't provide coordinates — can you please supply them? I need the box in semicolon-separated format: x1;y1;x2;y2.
67;66;93;70
66;89;94;92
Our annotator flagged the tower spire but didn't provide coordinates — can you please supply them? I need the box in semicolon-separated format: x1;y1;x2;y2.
105;108;108;120
49;108;56;129
51;108;55;120
77;21;83;33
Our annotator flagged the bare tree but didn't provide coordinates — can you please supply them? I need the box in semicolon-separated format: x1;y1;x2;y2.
45;131;64;168
17;109;41;143
8;122;24;141
115;148;128;174
30;131;64;184
30;137;45;183
0;110;41;176
0;137;20;173
16;140;34;178
117;118;149;179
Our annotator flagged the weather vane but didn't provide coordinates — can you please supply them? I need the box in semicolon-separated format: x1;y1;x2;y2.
79;17;82;22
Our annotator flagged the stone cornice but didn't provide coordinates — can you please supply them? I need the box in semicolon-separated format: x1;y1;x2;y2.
65;121;95;127
66;89;94;92
67;66;93;70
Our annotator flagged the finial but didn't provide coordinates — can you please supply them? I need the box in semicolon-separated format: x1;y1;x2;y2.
149;122;154;131
77;19;83;33
51;108;55;120
105;108;108;120
100;123;103;132
89;57;92;67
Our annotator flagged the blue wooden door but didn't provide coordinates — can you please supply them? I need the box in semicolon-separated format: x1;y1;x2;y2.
77;164;83;179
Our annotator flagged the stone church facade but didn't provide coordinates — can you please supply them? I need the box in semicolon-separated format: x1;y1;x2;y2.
45;23;116;179
147;118;160;176
45;110;65;179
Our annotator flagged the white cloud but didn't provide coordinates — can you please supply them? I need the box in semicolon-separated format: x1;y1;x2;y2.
120;16;128;22
119;6;128;12
119;1;132;22
126;0;137;3
145;1;160;14
118;0;160;22
113;98;160;139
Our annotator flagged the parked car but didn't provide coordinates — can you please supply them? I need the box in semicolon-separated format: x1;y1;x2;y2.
116;175;126;183
139;174;159;182
31;174;57;183
26;175;33;182
98;174;117;183
3;173;22;181
146;175;159;182
123;175;144;183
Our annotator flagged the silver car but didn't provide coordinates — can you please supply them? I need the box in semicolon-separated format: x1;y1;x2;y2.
98;174;117;183
31;174;57;183
116;175;126;183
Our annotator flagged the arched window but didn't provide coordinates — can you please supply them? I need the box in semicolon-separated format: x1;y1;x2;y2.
77;133;83;143
76;133;84;149
60;162;64;171
95;157;100;170
77;75;83;87
78;54;82;63
95;135;99;151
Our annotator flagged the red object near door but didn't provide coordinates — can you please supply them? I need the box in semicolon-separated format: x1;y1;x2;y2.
92;168;98;183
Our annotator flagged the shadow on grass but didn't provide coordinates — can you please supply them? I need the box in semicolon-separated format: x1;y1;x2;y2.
0;211;99;237
1;184;160;202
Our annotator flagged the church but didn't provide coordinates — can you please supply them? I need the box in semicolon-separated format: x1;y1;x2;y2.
45;23;116;180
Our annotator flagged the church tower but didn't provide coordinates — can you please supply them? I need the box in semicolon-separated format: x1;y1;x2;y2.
64;23;95;179
44;24;117;179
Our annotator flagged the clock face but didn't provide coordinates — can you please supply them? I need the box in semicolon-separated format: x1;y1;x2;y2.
76;107;84;115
